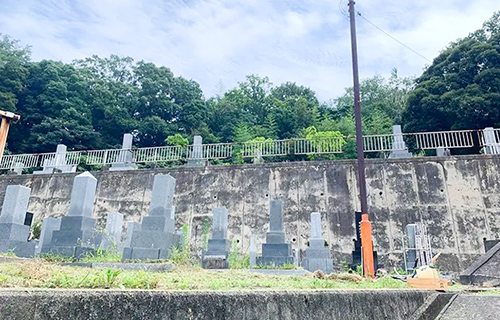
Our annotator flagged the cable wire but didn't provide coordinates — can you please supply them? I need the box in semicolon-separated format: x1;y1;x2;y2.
356;11;432;63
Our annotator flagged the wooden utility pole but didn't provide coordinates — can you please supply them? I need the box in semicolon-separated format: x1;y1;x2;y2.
348;0;375;278
0;110;21;164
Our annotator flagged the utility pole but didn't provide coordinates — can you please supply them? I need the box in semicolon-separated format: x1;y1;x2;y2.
0;110;21;164
348;0;375;278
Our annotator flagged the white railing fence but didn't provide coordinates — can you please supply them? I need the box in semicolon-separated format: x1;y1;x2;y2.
1;128;499;171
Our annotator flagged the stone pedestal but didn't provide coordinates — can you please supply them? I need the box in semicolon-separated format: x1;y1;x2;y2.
0;185;35;257
110;134;138;171
202;208;231;269
302;212;333;273
258;200;293;266
122;174;177;260
43;172;100;259
36;217;61;255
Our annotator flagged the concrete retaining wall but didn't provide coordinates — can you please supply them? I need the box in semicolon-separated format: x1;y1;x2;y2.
1;155;500;272
0;290;431;320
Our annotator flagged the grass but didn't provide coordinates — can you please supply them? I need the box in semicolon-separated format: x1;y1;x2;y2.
0;259;410;290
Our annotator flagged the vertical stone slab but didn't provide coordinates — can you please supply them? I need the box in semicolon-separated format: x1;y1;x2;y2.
249;236;257;267
100;212;124;251
259;199;293;266
0;185;31;225
202;207;231;269
36;217;61;255
110;133;138;171
0;185;35;257
187;135;206;167
302;212;333;273
269;200;284;232
68;172;97;218
44;172;100;258
389;125;412;158
122;174;178;261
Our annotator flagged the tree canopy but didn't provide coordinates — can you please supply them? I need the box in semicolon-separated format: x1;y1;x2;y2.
402;11;500;133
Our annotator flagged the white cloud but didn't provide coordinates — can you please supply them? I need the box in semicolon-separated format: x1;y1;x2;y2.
0;0;498;101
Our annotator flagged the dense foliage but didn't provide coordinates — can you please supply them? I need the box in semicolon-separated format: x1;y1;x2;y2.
402;12;500;132
0;33;411;155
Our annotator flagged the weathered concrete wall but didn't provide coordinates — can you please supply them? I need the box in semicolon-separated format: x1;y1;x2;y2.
1;155;500;272
0;290;430;320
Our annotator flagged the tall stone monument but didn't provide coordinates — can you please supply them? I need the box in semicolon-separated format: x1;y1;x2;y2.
187;135;206;167
202;207;231;269
302;212;333;273
33;144;77;174
100;212;124;252
389;125;412;158
258;200;293;266
0;185;36;257
43;172;100;258
110;133;138;171
122;174;177;260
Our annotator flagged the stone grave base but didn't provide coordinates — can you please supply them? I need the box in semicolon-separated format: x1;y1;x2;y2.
202;255;228;269
122;247;170;260
0;241;36;258
42;246;96;260
302;258;334;274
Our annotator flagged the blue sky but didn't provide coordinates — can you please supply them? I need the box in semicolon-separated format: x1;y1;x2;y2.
0;0;498;102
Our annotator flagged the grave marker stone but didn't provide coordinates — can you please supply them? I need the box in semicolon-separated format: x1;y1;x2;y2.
389;125;412;158
43;172;100;258
121;174;177;260
110;133;138;171
249;236;257;268
187;135;206;167
36;217;61;255
302;212;333;273
33;144;77;174
483;127;500;155
100;212;124;252
258;200;293;266
202;207;231;269
0;185;36;257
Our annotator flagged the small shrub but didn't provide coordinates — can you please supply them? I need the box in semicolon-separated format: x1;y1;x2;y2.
228;240;249;269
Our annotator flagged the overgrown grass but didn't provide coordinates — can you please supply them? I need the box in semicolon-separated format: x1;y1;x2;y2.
80;249;122;263
0;260;411;290
169;225;191;265
228;240;249;269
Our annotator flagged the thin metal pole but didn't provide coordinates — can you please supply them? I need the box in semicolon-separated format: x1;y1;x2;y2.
348;0;375;278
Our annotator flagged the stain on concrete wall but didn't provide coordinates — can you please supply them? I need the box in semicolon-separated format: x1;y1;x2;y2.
1;155;499;273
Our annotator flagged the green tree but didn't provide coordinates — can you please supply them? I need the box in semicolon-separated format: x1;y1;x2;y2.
403;11;500;133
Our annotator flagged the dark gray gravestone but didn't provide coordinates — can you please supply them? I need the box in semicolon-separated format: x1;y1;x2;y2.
258;200;293;266
43;172;101;259
0;185;36;257
460;241;500;286
36;217;61;255
121;174;177;260
202;207;230;269
302;212;333;273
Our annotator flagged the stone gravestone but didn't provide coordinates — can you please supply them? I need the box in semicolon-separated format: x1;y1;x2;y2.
249;236;257;268
43;172;100;258
302;212;333;273
258;200;293;266
0;185;36;257
34;144;77;174
187;135;206;167
202;208;231;269
389;125;412;158
35;217;61;255
122;174;177;260
100;212;124;252
483;127;500;155
110;133;138;171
